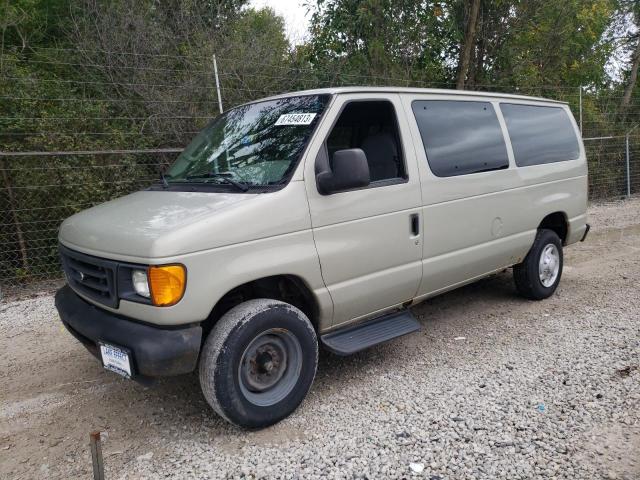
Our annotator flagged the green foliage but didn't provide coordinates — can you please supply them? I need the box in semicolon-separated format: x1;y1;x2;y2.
0;0;639;286
217;8;297;106
490;0;615;89
0;0;69;47
306;0;616;90
307;1;454;85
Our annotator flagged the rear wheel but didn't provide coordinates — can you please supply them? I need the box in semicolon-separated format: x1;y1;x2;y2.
514;229;563;300
199;299;318;429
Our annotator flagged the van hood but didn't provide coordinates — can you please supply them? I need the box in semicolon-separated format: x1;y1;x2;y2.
58;187;309;259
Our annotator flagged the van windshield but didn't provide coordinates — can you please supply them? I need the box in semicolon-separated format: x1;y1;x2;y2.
165;94;330;189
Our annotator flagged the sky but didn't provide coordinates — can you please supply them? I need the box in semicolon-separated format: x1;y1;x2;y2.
248;0;312;45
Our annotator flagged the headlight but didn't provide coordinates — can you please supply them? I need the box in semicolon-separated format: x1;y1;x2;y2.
148;264;186;307
131;269;150;298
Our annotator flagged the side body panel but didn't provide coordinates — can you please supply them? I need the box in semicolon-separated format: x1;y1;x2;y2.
400;93;588;300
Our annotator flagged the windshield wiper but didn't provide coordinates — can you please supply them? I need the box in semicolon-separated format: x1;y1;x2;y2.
186;172;249;192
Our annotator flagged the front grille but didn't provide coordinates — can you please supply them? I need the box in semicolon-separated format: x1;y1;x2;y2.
60;245;118;308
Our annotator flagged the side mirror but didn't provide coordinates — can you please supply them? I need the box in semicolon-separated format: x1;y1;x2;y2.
316;148;370;194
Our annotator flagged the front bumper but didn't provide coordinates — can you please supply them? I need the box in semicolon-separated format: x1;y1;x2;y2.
55;285;202;379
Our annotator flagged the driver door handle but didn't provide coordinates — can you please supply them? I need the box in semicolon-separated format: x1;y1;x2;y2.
410;213;420;237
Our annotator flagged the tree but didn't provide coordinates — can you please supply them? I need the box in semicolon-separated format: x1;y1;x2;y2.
486;0;614;91
306;0;456;86
0;0;294;283
216;7;295;106
621;36;640;107
0;0;633;286
613;0;640;108
0;0;78;277
455;0;481;89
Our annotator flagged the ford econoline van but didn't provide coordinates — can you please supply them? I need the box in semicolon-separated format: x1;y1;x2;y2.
55;87;589;428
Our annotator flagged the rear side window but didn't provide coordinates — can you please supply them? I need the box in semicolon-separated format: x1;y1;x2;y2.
412;100;509;177
500;104;580;167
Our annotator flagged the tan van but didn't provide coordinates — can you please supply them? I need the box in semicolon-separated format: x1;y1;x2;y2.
55;87;589;428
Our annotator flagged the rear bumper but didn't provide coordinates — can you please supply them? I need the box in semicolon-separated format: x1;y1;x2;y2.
55;285;202;379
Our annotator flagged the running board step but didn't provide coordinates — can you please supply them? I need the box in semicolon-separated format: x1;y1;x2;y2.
321;310;421;356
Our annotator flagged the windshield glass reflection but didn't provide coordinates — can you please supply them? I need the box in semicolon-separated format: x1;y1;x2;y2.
166;95;330;188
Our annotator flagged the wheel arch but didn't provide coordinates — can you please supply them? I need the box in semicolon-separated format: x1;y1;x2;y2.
538;211;569;245
201;274;320;338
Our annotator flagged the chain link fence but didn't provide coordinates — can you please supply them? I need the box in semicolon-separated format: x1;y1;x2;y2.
2;48;640;294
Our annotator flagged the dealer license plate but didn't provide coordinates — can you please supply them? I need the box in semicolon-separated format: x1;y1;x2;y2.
99;342;132;378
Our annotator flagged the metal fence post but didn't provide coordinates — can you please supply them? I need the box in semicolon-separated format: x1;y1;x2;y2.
213;54;223;114
626;133;632;198
625;124;638;198
579;85;583;135
90;431;105;480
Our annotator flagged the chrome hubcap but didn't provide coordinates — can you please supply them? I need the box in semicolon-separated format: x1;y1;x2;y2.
538;244;560;287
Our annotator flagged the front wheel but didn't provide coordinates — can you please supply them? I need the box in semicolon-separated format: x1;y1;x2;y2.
513;229;563;300
199;299;318;429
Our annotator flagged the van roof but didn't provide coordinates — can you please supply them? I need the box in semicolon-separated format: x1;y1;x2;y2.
257;86;568;105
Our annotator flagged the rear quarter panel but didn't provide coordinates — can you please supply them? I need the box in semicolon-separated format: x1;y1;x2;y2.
509;102;589;245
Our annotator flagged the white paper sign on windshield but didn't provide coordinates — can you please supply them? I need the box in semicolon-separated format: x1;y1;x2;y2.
275;113;317;126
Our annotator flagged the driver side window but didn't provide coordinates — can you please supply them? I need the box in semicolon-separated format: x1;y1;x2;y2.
326;100;406;183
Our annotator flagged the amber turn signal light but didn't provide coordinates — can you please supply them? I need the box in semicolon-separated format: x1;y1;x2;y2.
148;264;186;307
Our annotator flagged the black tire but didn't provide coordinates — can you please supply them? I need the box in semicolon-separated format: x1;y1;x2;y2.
199;299;318;429
513;229;563;300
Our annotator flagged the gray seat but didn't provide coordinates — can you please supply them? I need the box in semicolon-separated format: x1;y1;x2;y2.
360;133;399;181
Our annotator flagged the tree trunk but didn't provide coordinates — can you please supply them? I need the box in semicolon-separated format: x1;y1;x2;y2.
622;35;640;108
1;159;29;273
456;0;481;90
467;20;484;89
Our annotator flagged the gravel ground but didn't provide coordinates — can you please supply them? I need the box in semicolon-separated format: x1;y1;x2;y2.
1;198;639;480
